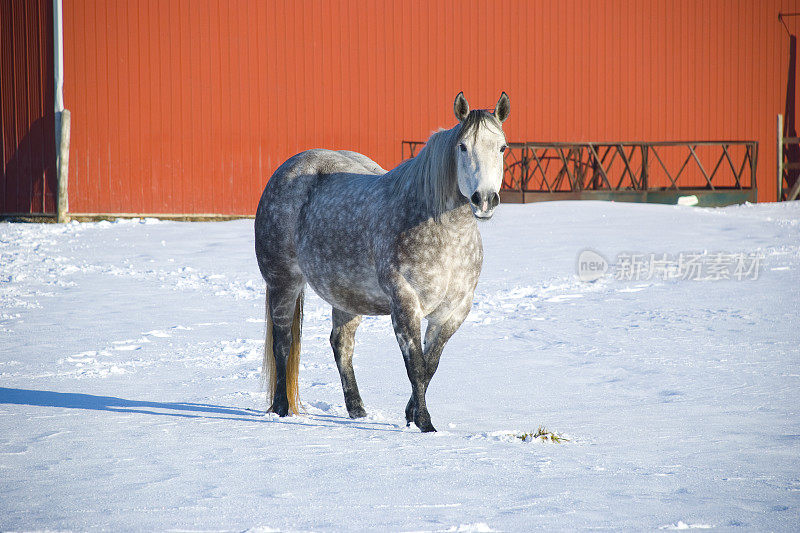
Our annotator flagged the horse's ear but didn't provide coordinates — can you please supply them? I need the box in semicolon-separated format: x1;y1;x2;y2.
454;91;470;122
494;92;510;123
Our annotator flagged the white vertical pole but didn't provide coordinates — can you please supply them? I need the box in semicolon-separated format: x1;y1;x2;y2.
54;0;69;222
53;0;64;113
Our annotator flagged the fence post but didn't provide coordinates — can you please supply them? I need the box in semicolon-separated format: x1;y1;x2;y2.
521;145;529;193
752;142;758;201
56;110;71;223
641;145;648;190
778;114;784;201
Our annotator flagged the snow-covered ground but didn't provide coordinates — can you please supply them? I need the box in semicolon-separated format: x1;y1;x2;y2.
1;201;799;531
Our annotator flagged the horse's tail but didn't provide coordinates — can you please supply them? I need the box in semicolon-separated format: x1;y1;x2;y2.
262;289;304;415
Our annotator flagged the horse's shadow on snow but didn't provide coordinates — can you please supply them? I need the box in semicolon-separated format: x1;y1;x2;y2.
0;387;402;432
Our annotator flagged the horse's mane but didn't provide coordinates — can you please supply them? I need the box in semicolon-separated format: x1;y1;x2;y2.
389;110;501;219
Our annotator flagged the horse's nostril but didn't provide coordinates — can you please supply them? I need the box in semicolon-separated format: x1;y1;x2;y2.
489;192;500;209
470;191;481;206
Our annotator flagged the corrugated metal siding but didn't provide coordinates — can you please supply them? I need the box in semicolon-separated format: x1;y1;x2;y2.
62;0;799;214
0;0;56;215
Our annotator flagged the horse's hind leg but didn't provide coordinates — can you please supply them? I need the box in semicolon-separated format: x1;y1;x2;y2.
330;308;367;418
267;281;305;416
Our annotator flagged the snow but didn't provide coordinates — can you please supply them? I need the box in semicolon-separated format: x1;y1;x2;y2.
1;201;799;531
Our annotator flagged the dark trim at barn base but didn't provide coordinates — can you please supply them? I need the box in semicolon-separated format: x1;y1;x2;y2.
0;213;57;223
0;213;254;223
68;213;256;222
499;188;758;207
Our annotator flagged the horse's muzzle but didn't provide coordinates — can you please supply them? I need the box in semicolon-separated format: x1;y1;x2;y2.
469;190;499;220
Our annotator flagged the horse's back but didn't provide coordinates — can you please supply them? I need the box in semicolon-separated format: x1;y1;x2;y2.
255;149;384;288
336;150;386;175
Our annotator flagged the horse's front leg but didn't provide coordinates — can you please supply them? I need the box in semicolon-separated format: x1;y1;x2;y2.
405;296;473;427
404;322;440;425
389;295;435;432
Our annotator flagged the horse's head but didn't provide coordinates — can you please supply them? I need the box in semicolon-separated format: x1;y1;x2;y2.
453;92;510;220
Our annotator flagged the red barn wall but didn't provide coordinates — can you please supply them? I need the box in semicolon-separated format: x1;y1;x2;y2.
61;0;800;215
1;0;56;216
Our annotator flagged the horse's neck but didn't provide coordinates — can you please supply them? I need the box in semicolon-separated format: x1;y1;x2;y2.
397;177;467;224
402;185;474;236
394;157;465;216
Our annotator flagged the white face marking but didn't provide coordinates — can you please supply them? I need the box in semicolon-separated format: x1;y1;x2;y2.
456;120;507;220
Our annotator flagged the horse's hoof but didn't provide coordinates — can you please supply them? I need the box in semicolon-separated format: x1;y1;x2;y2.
418;422;437;433
347;405;367;419
269;402;290;417
414;414;436;433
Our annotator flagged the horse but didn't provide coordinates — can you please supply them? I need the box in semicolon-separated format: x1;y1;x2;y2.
254;92;510;432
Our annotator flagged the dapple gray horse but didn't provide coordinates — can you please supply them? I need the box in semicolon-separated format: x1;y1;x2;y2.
255;92;510;432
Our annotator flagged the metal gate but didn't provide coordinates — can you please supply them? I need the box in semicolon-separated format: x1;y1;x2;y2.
402;140;758;207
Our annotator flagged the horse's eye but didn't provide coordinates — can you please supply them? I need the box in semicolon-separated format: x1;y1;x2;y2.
459;143;467;152
500;145;507;153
